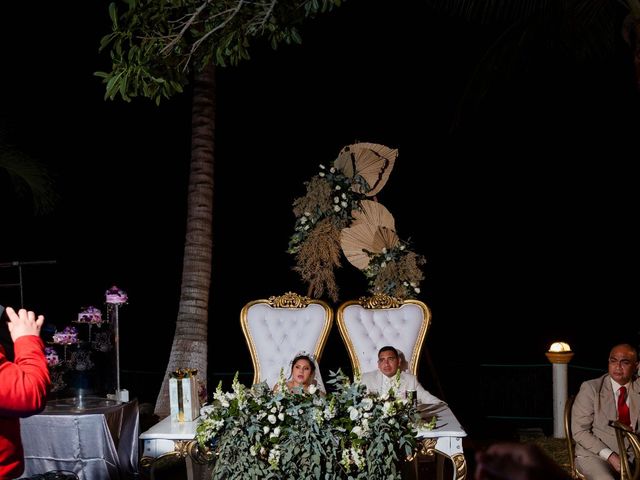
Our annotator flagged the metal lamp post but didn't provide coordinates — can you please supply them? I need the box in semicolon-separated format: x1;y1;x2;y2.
545;342;574;438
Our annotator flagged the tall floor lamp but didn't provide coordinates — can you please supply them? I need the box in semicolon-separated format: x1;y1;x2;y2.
546;342;574;438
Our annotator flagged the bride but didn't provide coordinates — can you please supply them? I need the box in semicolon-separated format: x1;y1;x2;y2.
273;351;325;395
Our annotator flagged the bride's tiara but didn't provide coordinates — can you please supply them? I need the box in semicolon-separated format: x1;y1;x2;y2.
291;351;316;363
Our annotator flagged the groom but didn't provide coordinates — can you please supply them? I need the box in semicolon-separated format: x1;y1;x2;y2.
359;345;444;406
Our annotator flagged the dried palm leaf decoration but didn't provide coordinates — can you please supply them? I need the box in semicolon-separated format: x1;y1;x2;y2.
350;199;396;229
341;201;399;269
334;142;397;196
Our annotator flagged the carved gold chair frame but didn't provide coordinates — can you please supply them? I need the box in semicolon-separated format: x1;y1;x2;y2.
241;291;333;387
336;292;431;377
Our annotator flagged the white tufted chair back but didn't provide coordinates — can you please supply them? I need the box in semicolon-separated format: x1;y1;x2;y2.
241;292;333;388
336;293;431;377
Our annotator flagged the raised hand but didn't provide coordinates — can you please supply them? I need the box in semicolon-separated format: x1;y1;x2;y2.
5;307;44;341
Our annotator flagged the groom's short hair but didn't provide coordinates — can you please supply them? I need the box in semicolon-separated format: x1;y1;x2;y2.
378;346;398;358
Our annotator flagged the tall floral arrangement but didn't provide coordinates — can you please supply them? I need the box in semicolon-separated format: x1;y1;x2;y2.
288;142;426;301
196;371;431;479
288;164;367;301
45;286;126;394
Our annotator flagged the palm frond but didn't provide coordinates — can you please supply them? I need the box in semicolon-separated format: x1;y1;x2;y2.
427;0;557;25
0;144;58;215
438;0;626;130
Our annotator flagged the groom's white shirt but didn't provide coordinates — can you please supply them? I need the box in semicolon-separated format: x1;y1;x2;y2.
359;369;443;405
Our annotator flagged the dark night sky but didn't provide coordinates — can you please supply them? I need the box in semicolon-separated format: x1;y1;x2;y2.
1;0;639;421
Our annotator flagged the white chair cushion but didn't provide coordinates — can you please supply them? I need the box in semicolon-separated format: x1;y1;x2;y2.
244;301;331;388
340;301;429;375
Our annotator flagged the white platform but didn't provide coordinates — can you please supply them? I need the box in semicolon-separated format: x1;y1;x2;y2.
139;415;200;457
416;405;467;480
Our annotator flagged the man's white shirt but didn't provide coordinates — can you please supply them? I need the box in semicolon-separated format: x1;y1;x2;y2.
359;370;443;405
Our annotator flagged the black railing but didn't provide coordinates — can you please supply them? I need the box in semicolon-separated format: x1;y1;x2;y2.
465;363;606;436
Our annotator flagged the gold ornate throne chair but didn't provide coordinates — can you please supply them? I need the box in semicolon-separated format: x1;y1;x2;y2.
565;395;640;480
337;293;469;480
241;292;333;388
610;420;640;480
564;395;586;480
336;292;431;378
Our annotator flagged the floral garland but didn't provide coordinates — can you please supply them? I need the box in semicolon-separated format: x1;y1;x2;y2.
287;164;369;301
363;242;426;299
196;371;434;479
288;164;366;254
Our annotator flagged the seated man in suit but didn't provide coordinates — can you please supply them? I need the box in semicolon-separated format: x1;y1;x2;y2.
572;343;640;480
359;345;443;406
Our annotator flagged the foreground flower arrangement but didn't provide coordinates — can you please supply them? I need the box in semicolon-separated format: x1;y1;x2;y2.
196;370;431;479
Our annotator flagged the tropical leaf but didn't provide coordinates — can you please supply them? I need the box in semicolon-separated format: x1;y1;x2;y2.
428;0;627;129
0;140;57;215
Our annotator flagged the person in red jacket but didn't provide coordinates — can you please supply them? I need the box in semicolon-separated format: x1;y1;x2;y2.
0;305;50;480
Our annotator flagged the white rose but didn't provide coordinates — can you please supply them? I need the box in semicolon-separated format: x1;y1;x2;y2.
308;384;317;394
348;406;360;421
200;405;215;416
268;414;277;424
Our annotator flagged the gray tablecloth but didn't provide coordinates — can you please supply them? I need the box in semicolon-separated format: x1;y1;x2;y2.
20;398;139;480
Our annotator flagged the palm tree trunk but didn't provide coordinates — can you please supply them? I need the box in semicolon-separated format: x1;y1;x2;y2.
155;62;215;416
633;20;640;90
623;11;640;90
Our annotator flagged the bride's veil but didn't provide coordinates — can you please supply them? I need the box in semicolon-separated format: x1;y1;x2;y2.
289;351;325;393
